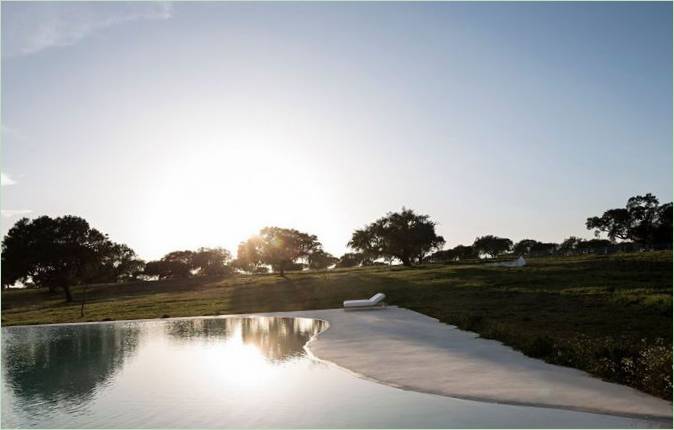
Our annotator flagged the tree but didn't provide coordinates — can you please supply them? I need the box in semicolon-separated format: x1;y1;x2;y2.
161;250;195;278
473;235;513;258
451;244;476;260
334;252;370;268
559;236;583;255
192;247;233;277
586;193;673;246
143;247;235;279
347;228;384;264
94;243;145;282
307;250;338;270
425;245;476;263
425;249;453;263
143;261;173;280
513;239;540;256
1;215;141;301
234;237;265;273
577;239;611;254
348;208;445;266
238;227;323;276
531;242;558;257
143;260;190;279
143;250;194;279
654;203;673;245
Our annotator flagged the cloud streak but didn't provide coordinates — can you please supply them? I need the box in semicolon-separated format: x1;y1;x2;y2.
1;171;31;219
2;2;173;57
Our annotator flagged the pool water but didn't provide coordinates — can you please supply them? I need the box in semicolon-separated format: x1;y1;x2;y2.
1;317;663;428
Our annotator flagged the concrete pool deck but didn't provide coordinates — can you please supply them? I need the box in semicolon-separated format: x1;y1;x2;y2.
262;306;672;422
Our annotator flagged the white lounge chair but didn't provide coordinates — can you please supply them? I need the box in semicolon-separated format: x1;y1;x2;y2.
343;293;387;310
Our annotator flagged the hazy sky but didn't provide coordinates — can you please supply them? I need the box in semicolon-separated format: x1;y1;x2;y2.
2;2;672;260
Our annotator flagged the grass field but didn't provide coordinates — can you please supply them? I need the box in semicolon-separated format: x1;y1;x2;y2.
2;251;672;400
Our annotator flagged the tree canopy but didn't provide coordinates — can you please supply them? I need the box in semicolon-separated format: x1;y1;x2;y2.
426;244;476;263
512;239;557;257
143;247;233;279
473;235;513;258
235;227;323;276
335;252;371;268
192;247;233;276
348;208;445;266
558;236;584;255
1;216;143;301
234;236;266;273
586;193;672;246
307;250;338;270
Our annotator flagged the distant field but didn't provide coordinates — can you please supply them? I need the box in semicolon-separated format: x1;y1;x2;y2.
2;251;672;400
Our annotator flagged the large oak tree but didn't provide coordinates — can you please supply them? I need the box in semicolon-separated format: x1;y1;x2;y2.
1;215;143;301
236;227;323;276
473;235;513;258
586;193;672;246
348;208;445;266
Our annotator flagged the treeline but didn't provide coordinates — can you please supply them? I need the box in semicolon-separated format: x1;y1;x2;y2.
426;236;660;264
1;193;671;301
144;227;338;279
426;193;672;263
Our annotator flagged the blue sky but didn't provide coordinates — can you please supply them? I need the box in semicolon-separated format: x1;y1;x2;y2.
1;2;672;260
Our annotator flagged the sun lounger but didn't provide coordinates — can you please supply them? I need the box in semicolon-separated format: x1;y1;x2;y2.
343;293;386;310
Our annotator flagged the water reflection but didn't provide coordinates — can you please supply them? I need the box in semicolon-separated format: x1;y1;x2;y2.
3;317;656;429
2;323;140;413
2;317;326;426
165;317;326;362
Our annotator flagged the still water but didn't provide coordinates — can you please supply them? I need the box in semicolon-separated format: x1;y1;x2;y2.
1;317;664;428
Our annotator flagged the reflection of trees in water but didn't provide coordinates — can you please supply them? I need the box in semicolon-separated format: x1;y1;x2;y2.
2;323;140;412
165;318;235;340
241;317;326;362
165;317;326;363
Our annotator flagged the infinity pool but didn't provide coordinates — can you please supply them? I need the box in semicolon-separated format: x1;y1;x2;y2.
1;317;663;428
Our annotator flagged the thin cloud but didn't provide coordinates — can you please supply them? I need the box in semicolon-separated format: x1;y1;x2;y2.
1;172;16;186
2;2;173;57
1;209;32;219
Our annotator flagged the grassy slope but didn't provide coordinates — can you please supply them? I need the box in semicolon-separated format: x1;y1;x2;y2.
2;251;672;399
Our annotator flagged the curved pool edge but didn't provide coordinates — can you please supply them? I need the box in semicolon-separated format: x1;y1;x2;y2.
289;308;673;425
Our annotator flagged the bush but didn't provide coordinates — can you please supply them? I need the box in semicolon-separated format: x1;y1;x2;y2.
551;336;672;400
526;336;555;358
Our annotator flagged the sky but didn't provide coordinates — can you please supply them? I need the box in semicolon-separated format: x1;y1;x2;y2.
1;1;672;261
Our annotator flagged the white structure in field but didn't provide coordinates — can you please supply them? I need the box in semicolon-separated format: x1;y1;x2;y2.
490;256;527;267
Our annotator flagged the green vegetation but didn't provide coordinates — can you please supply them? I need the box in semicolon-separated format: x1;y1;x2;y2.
3;251;671;400
348;207;445;266
235;226;329;276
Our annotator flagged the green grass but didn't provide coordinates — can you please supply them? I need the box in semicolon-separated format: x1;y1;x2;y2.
2;251;672;399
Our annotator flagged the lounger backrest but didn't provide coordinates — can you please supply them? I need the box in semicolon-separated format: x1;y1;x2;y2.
369;293;386;304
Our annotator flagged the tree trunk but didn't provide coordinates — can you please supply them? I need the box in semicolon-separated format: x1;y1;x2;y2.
80;285;87;317
63;285;73;303
401;256;411;266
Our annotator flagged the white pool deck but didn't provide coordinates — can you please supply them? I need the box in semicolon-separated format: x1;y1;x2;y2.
261;306;672;422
